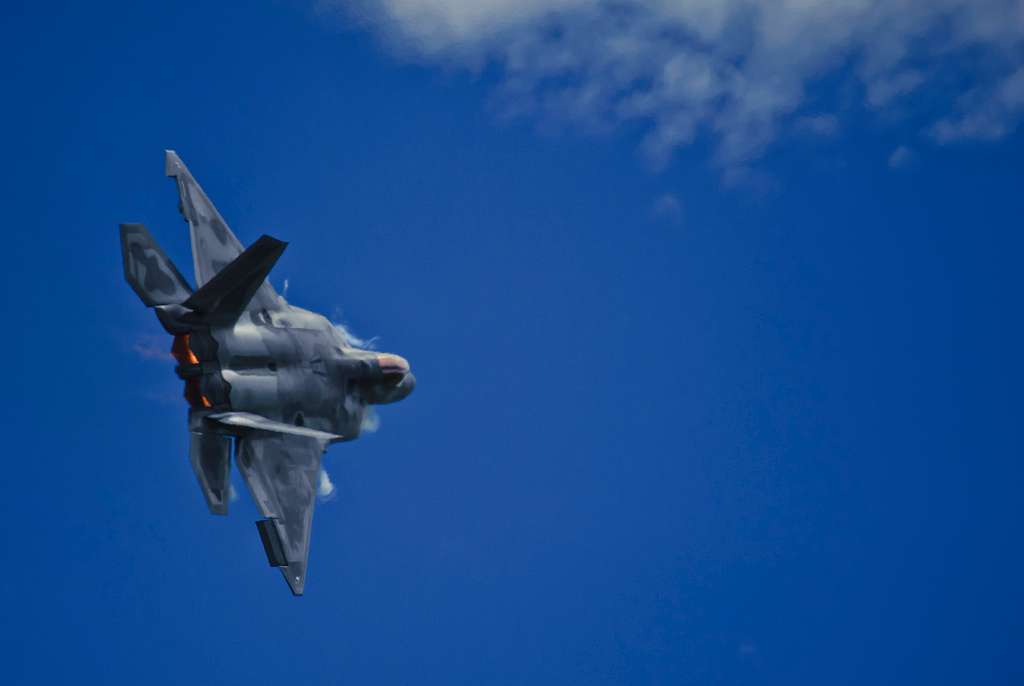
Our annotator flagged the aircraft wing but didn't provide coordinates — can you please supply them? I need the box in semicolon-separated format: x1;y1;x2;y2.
235;432;327;595
165;150;284;313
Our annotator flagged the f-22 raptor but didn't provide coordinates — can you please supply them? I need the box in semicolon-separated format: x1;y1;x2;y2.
120;151;415;595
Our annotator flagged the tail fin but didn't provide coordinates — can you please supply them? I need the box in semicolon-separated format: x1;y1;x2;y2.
120;223;193;307
182;234;287;322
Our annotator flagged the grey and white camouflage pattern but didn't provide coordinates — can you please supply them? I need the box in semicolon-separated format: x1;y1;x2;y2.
121;151;415;595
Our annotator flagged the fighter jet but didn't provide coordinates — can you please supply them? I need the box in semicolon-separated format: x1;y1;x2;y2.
120;151;415;595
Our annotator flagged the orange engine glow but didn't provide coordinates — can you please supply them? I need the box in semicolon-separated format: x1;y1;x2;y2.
178;342;212;409
171;334;200;366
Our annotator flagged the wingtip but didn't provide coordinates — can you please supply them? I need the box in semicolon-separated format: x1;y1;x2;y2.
282;565;306;596
164;149;185;177
207;499;229;516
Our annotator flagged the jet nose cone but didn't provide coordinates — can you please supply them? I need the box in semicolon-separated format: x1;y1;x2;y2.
376;353;410;376
364;353;414;404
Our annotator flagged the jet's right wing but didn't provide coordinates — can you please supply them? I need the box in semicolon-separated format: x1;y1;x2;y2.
235;432;327;596
165;150;284;313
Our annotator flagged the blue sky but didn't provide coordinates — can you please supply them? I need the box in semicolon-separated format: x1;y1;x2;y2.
3;1;1023;684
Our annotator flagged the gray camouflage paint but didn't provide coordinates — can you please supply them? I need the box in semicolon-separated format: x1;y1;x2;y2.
119;223;193;306
121;151;415;595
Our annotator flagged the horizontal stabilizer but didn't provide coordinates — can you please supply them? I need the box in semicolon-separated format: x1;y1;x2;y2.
207;412;342;442
182;235;286;322
120;223;193;307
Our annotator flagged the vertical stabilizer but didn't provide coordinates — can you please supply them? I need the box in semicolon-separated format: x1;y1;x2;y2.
189;432;232;515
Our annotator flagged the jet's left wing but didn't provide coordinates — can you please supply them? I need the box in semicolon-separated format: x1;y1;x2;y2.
235;432;327;595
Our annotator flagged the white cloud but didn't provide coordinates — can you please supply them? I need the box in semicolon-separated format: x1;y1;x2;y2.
650;192;682;223
865;70;926;109
360;407;381;433
324;0;1024;169
888;144;914;168
932;67;1024;143
793;114;840;138
318;468;337;500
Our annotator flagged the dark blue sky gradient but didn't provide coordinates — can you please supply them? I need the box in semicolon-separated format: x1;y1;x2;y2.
3;2;1023;684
